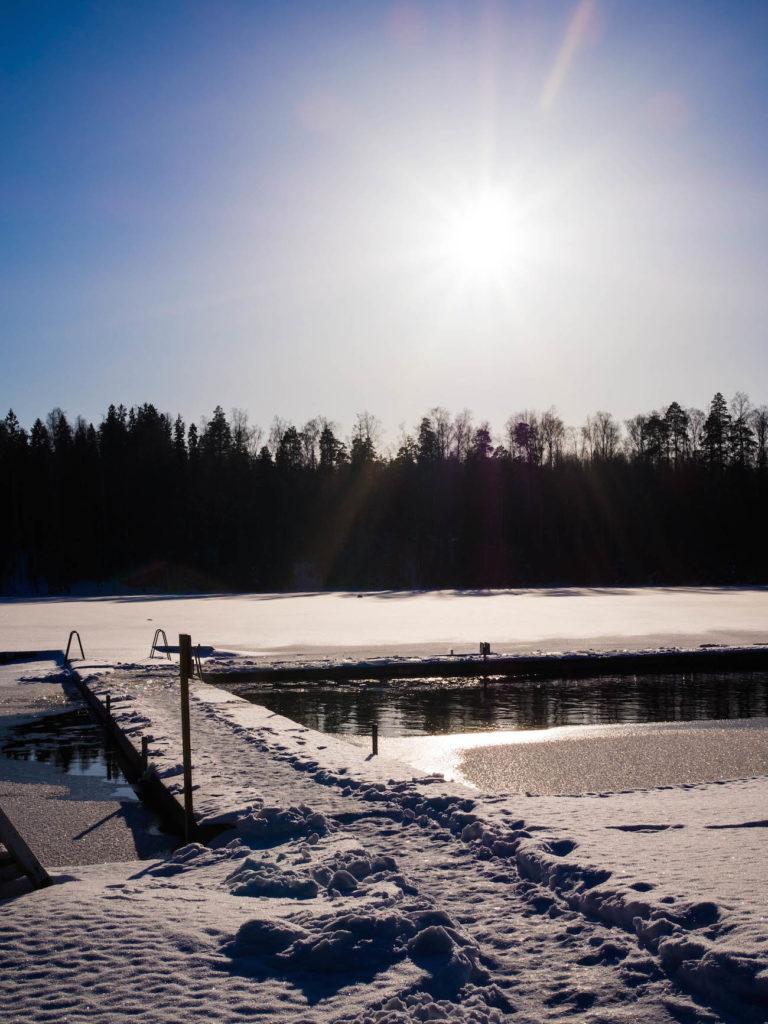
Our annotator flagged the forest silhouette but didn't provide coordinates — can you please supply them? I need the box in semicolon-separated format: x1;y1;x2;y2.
2;393;767;593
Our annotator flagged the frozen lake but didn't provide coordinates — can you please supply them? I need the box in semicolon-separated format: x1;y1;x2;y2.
3;586;768;663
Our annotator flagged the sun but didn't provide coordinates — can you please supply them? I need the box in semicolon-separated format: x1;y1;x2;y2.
436;187;519;287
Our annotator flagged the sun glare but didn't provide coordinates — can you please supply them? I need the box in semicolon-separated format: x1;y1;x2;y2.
437;187;519;287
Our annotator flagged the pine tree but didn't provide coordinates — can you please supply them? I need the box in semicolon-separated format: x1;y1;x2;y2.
702;393;731;467
664;402;690;464
30;419;51;453
275;426;303;469
187;422;199;460
319;424;345;469
417;417;439;463
200;406;232;461
173;416;187;460
471;424;493;460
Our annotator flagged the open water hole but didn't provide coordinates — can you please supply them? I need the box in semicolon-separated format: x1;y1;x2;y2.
234;671;768;738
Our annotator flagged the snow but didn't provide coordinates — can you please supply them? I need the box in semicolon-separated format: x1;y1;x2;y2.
2;586;768;664
2;660;760;1021
2;592;768;1021
0;658;63;687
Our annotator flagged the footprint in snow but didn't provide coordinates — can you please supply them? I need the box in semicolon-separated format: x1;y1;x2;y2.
705;819;768;830
606;823;684;833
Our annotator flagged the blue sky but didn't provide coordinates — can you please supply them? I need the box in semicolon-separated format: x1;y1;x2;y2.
2;1;767;437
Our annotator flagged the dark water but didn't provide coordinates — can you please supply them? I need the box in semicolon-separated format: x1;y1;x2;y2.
0;706;135;796
234;672;768;738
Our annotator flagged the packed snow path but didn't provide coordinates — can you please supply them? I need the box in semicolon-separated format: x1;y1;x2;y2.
5;662;756;1023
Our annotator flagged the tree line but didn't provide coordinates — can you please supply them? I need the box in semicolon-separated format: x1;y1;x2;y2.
2;391;767;593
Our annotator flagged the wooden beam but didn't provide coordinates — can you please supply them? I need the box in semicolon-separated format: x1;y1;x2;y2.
0;802;51;889
202;645;768;686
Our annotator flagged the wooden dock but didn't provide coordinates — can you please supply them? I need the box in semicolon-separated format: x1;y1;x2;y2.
203;644;768;686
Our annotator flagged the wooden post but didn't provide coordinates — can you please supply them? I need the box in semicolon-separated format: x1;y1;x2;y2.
480;642;489;687
141;735;149;774
105;693;111;719
178;634;195;842
372;722;378;756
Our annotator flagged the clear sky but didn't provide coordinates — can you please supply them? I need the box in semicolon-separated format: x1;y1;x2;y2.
2;0;767;437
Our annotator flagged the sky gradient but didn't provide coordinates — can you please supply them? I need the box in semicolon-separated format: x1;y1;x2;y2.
2;0;767;437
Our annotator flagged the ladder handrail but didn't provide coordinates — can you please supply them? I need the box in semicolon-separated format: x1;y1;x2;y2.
194;644;205;682
149;628;171;661
64;630;85;661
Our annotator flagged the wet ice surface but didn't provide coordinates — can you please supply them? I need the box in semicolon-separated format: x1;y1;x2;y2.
0;687;177;865
454;718;768;793
339;718;768;792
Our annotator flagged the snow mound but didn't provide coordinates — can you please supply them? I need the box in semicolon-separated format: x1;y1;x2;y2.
344;988;509;1023
233;803;330;841
229;903;486;986
230;917;309;955
145;839;248;876
227;858;319;900
276;909;417;972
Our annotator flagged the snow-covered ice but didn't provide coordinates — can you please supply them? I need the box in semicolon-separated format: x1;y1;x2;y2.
3;586;768;664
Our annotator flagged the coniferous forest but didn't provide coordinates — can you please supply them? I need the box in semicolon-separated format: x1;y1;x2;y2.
2;393;767;594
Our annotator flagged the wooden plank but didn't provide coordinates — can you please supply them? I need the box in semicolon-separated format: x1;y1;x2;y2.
0;802;51;889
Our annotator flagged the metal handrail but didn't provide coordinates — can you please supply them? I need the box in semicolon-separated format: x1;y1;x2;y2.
149;628;171;661
194;644;205;682
64;630;85;661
